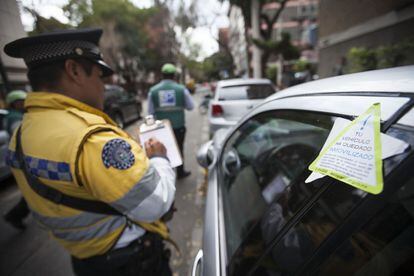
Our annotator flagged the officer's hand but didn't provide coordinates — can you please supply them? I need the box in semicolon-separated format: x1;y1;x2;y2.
145;138;167;158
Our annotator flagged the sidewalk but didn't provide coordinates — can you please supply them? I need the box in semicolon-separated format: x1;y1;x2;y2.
0;180;72;276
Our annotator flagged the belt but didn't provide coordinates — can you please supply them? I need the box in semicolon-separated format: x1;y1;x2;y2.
71;232;172;275
73;232;160;265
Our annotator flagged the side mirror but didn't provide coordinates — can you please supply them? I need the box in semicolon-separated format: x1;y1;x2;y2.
197;141;214;168
222;148;241;176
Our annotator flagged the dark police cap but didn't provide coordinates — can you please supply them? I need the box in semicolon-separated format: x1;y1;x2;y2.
4;28;113;77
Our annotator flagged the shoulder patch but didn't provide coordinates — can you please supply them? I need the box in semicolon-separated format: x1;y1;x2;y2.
102;139;135;170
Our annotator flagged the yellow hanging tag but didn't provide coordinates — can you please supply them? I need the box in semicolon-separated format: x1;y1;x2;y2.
309;103;383;194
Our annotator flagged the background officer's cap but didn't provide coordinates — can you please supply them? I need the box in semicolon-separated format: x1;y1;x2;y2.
6;90;27;105
161;63;177;74
4;28;113;77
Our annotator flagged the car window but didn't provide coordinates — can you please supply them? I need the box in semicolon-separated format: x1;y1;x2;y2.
104;86;129;99
319;176;414;276
248;126;414;276
219;110;335;273
119;88;129;99
217;84;275;101
104;87;117;99
249;179;367;275
315;127;414;276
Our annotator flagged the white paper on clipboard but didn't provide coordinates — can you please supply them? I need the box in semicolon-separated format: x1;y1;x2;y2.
139;120;183;168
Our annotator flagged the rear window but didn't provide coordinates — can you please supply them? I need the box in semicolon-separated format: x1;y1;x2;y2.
217;84;275;101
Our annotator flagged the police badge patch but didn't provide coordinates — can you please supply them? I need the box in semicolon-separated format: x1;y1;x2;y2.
102;139;135;170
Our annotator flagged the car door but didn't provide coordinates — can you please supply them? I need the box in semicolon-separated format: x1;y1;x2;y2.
296;124;414;276
216;108;414;275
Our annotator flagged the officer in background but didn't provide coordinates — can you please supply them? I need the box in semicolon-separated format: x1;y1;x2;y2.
148;64;194;179
4;90;27;135
3;90;30;230
4;28;176;275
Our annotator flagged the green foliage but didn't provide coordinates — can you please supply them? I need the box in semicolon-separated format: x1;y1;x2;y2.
252;32;299;60
175;0;198;32
265;65;278;83
347;38;414;73
293;60;311;72
61;0;177;81
182;58;206;82
24;7;71;35
62;0;91;26
347;47;377;73
223;0;292;75
202;51;234;80
221;0;286;28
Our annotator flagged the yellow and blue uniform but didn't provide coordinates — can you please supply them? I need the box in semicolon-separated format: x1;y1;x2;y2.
7;92;176;259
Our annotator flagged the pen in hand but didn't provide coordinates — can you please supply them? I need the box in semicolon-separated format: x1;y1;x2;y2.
145;138;167;158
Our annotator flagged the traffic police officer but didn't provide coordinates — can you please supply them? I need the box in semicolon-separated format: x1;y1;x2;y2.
4;90;27;135
148;64;194;179
3;90;31;230
4;28;176;275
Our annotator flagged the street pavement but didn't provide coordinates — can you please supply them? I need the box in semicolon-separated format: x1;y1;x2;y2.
0;93;209;276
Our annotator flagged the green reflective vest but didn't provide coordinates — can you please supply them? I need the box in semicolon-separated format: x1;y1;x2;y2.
149;80;186;129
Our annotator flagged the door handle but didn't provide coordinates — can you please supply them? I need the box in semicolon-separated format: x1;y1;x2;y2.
191;249;203;276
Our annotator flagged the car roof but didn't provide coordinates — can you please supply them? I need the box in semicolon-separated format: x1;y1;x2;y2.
217;78;272;88
268;65;414;101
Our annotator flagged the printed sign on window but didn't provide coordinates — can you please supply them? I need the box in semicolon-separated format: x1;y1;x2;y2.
159;90;176;107
309;103;383;194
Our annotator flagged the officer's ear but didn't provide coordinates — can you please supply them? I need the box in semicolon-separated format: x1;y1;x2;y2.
64;59;86;85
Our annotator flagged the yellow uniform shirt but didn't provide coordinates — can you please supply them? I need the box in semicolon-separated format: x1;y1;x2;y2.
7;92;175;258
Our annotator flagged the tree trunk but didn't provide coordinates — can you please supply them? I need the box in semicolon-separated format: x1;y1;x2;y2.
261;51;270;79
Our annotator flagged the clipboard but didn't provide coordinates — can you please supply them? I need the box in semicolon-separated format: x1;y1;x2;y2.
138;116;183;168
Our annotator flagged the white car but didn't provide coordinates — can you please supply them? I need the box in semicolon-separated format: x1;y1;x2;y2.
208;79;276;137
194;66;414;276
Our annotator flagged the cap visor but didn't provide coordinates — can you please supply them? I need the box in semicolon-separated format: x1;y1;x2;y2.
95;60;114;77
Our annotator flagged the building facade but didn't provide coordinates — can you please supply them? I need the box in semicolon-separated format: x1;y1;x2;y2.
318;0;414;77
0;0;28;102
228;0;319;79
228;5;249;78
263;0;319;64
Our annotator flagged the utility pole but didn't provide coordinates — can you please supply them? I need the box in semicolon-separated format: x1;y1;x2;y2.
251;0;262;78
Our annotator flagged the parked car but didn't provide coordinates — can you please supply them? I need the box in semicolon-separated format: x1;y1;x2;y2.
104;84;142;128
194;66;414;276
208;79;276;137
0;109;11;181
